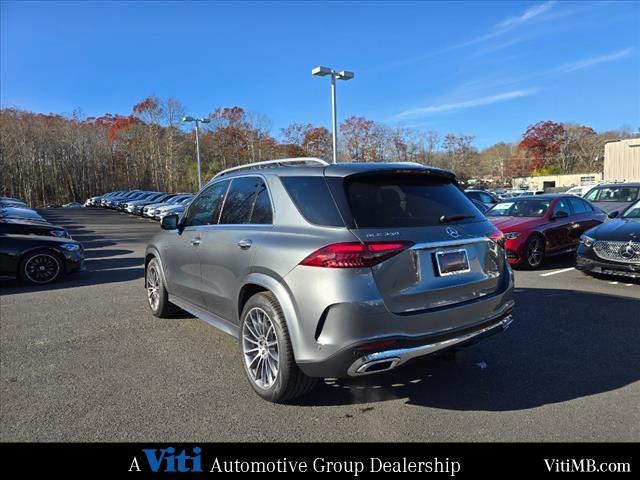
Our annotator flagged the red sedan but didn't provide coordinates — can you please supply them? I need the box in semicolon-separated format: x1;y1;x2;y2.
486;194;606;269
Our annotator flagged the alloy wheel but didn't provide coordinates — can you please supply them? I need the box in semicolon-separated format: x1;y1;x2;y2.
146;264;160;311
527;237;544;267
24;253;60;284
242;307;279;389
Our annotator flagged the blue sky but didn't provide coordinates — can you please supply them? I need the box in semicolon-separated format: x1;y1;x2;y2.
1;0;639;148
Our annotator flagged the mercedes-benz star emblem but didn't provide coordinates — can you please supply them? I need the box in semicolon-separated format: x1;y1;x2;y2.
619;244;636;259
445;226;460;239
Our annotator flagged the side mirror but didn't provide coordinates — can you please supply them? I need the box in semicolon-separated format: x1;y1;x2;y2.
161;214;179;230
608;210;619;219
552;210;569;219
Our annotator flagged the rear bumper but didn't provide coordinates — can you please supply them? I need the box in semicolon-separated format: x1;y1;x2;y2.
293;266;515;378
297;302;514;378
348;312;513;376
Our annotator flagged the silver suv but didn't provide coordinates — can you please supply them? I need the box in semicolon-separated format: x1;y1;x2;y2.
145;159;514;402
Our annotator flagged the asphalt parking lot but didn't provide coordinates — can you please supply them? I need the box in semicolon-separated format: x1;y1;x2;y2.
1;208;639;441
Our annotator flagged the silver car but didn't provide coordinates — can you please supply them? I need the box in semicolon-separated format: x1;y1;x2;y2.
145;159;515;402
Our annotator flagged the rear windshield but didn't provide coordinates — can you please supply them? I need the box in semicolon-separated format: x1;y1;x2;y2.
345;175;482;228
281;177;344;227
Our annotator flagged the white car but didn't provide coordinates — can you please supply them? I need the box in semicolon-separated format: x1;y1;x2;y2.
154;200;191;220
143;194;192;218
565;185;597;197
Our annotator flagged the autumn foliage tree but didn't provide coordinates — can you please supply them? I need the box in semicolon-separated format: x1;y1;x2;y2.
515;120;565;173
281;123;332;160
0;102;635;206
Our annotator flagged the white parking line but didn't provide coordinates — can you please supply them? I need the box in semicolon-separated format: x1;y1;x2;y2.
540;267;575;277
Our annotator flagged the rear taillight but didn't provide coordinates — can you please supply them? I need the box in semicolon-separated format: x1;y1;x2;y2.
300;241;413;268
487;230;505;247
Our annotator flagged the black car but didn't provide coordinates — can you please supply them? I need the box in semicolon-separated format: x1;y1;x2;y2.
0;218;70;238
0;234;84;284
0;207;46;222
469;198;490;213
465;189;499;209
0;199;28;209
576;200;640;279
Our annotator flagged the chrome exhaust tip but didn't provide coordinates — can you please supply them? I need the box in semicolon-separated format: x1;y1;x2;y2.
355;358;400;375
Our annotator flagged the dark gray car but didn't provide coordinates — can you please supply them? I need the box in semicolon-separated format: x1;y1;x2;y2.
582;183;640;214
145;159;515;402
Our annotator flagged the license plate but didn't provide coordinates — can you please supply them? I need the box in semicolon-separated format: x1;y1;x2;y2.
435;249;471;276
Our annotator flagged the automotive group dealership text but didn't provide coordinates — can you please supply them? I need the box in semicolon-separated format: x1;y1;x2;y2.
130;450;462;476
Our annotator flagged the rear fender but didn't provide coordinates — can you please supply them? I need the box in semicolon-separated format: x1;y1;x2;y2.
240;272;305;361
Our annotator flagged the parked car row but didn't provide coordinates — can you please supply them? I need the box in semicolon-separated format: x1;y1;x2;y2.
0;196;85;285
85;190;194;220
479;192;639;278
490;189;545;200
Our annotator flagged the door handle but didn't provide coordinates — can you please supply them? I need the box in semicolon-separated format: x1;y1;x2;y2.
237;239;252;250
191;237;201;246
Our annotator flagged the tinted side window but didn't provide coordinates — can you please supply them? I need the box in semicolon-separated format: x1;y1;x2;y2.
183;180;229;227
583;188;600;201
220;177;261;225
250;182;273;224
552;198;572;216
569;197;591;214
281;177;344;227
585;186;640;202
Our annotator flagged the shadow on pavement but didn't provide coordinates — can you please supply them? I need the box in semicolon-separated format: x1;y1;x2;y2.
86;257;143;271
1;209;149;294
512;253;576;272
84;249;134;259
0;267;144;294
291;288;640;410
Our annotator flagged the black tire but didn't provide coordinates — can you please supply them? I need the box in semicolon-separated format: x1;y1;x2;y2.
145;258;179;318
523;235;545;269
240;291;317;403
19;249;63;285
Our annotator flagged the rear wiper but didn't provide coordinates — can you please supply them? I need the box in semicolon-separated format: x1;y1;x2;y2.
439;214;475;224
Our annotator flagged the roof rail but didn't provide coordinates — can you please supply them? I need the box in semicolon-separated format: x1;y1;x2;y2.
212;157;329;180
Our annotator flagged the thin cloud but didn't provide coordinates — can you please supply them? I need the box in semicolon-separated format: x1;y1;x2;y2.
494;1;556;30
373;1;560;71
551;47;635;74
392;46;634;121
449;47;636;94
394;89;539;119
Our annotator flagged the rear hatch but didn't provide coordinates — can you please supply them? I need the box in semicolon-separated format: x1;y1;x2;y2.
327;169;505;313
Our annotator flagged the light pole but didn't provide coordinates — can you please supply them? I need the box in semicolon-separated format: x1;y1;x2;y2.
182;115;211;190
312;66;354;163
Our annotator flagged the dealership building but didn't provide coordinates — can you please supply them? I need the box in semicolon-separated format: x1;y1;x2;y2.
604;138;640;182
512;137;640;190
512;172;603;191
